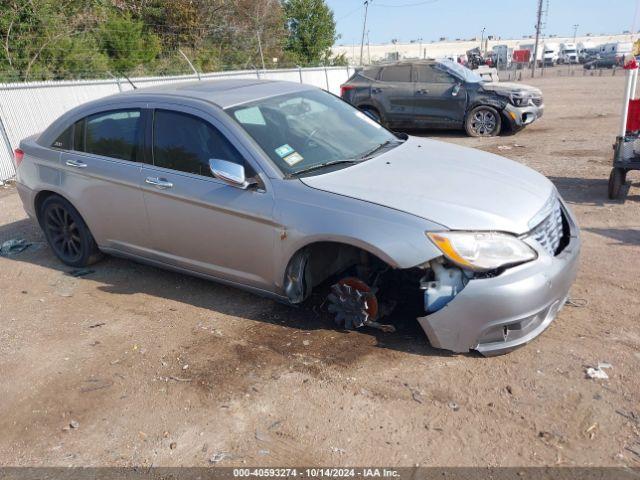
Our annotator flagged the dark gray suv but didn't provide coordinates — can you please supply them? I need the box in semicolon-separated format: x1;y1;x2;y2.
340;59;544;137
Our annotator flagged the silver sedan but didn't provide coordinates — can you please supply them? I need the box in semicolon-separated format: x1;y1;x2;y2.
14;79;580;355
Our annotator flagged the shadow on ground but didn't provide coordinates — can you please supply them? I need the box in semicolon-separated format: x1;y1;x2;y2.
548;176;640;206
584;227;640;246
0;218;455;359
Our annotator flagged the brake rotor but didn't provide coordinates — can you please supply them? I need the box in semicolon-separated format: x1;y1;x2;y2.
327;277;379;330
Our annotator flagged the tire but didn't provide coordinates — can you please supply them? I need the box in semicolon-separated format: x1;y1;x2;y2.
40;195;103;267
465;106;502;137
608;168;625;199
360;106;382;124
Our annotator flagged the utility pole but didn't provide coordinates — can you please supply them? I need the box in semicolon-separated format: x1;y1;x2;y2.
367;30;371;64
360;1;370;65
418;37;423;58
257;30;266;70
573;24;579;43
531;0;544;78
480;27;486;53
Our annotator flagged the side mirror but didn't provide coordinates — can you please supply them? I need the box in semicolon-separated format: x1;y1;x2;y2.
452;84;461;96
209;158;252;189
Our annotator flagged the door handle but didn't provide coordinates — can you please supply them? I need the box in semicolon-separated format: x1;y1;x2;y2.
145;177;173;189
65;159;87;168
416;88;429;95
371;87;382;94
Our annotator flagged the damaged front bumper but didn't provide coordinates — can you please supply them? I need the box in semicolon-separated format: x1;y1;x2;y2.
504;102;544;129
418;204;580;356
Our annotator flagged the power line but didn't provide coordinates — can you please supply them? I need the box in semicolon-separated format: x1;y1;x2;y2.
372;0;438;7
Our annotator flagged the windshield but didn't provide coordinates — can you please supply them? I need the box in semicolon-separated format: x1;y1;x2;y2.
226;89;399;176
437;59;483;83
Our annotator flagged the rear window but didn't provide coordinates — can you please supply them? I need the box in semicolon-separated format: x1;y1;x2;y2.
360;67;381;79
380;65;411;82
52;126;72;149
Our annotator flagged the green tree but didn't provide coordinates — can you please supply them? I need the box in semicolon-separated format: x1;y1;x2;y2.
97;11;161;74
283;0;337;66
0;0;98;81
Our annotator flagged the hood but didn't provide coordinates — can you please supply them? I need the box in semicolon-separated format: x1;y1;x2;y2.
300;137;554;235
481;82;542;97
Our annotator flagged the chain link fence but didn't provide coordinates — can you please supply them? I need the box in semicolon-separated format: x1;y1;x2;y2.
498;62;624;82
0;65;353;182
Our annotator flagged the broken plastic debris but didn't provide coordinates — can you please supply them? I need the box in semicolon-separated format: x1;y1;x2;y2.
0;238;31;256
209;452;230;464
586;363;612;380
497;145;513;151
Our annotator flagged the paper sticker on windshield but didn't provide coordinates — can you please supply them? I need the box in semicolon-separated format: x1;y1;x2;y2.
275;144;295;158
283;152;304;166
355;110;382;128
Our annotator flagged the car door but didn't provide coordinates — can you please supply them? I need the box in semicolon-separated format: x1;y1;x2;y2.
412;64;467;128
58;106;151;255
140;104;276;290
371;65;414;126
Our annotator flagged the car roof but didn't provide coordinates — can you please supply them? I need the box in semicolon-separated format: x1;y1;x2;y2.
120;78;314;109
373;59;439;67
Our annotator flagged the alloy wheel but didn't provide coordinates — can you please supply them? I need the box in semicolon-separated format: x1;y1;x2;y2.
471;109;498;136
44;204;83;262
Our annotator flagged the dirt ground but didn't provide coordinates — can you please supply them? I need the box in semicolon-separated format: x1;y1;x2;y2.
1;74;639;468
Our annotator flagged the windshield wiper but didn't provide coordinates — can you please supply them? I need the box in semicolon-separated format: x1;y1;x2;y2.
287;159;359;178
358;139;398;160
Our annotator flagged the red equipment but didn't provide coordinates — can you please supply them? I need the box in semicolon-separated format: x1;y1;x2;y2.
512;49;531;64
608;57;640;199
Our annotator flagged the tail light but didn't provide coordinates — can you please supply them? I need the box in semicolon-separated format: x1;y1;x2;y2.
13;148;24;168
340;85;355;97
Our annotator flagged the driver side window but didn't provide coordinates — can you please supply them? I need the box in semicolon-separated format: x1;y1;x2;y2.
415;64;456;84
152;109;246;177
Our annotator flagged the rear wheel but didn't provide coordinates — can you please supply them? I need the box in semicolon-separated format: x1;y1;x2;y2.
40;195;102;267
465;106;502;137
608;168;625;199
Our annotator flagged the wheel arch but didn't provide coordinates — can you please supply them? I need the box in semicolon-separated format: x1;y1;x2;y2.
281;239;400;304
34;189;66;227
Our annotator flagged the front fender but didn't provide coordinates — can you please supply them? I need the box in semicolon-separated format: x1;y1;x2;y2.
466;90;508;116
271;180;444;293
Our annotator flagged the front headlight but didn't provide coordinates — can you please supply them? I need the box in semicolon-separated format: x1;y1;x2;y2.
427;231;537;272
509;93;530;107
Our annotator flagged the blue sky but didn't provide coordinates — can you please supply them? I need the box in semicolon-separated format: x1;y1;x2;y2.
327;0;640;45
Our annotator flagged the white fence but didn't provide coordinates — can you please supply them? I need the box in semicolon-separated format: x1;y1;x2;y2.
0;66;352;181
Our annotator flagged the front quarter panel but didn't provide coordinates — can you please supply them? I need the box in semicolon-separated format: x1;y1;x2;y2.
467;85;507;113
271;179;445;292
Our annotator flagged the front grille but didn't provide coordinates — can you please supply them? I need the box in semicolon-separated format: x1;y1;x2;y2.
531;97;543;107
528;198;565;255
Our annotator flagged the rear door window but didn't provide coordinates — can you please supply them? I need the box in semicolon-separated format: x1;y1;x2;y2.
152;109;245;177
380;65;412;82
84;110;141;161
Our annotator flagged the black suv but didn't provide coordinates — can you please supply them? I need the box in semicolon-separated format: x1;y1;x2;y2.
340;59;544;137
